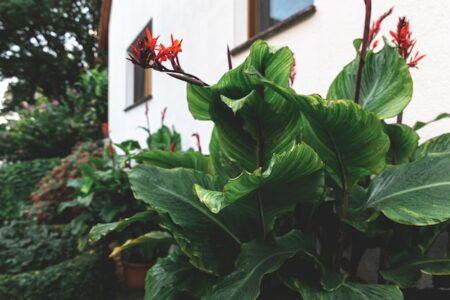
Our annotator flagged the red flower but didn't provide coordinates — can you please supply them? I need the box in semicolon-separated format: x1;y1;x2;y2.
368;7;394;49
101;122;109;137
156;35;183;67
169;143;176;152
390;17;425;68
108;143;115;157
127;29;182;71
127;37;153;68
145;28;159;51
408;51;426;68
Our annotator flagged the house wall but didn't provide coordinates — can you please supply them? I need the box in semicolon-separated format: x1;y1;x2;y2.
109;0;450;150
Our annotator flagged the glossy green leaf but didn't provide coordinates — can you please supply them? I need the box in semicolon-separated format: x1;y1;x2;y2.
134;150;212;174
186;84;214;120
256;80;389;188
415;133;450;158
110;231;172;257
384;123;419;164
204;230;315;300
145;250;215;300
366;153;450;225
381;257;450;288
285;278;403;300
89;210;156;242
413;113;450;131
208;128;242;183
129;165;255;275
194;143;324;229
188;40;300;174
327;41;413;119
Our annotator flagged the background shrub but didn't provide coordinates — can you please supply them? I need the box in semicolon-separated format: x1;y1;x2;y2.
0;158;60;221
0;69;107;161
0;251;116;300
0;221;76;274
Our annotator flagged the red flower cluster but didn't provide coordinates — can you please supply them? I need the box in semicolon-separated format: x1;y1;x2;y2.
368;7;394;49
127;28;183;71
30;142;104;222
390;17;425;68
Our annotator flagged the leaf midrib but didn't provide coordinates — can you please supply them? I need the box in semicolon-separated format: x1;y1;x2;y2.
368;181;450;207
154;184;242;245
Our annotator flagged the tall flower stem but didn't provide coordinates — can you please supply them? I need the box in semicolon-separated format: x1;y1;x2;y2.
354;0;372;104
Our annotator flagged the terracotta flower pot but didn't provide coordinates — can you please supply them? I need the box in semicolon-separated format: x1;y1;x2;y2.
122;261;153;289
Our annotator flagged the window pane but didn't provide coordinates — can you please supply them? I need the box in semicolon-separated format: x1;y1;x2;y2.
269;0;313;22
134;65;145;102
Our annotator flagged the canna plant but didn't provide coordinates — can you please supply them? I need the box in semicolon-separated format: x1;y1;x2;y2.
92;1;450;299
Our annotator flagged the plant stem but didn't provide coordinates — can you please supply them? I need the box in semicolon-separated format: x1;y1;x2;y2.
334;189;350;270
354;0;372;104
396;112;403;124
227;45;233;70
256;191;266;240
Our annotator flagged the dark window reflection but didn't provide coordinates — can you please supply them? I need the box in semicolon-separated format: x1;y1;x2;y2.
259;0;314;31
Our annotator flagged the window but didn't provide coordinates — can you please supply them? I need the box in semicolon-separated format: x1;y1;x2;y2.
125;20;152;110
133;66;151;103
248;0;314;37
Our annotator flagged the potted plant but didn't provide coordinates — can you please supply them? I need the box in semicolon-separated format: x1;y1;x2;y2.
112;230;172;289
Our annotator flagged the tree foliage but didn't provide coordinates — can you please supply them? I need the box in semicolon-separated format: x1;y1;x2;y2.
0;0;102;112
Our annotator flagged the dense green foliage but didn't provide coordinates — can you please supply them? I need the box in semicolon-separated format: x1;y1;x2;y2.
0;158;60;221
0;251;116;300
61;140;146;249
0;69;108;161
0;221;76;274
92;39;450;299
0;0;102;112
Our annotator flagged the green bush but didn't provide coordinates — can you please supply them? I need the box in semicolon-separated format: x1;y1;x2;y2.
0;68;107;161
0;158;60;221
0;221;76;274
0;251;116;300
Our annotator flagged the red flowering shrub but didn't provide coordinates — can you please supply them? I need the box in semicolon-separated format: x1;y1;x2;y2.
29;141;103;222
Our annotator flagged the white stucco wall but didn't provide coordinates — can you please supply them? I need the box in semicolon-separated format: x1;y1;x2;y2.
109;0;450;150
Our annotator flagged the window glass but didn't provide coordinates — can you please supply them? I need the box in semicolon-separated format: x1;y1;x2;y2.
269;0;313;21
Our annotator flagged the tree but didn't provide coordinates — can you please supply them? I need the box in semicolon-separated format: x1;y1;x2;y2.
0;0;103;113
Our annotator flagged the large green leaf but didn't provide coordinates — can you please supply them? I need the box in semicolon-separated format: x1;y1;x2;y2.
186;84;214;120
134;150;212;174
256;80;389;188
365;153;450;225
145;250;215;300
327;41;413;119
89;210;156;242
415;133;450;158
194;143;324;228
129;165;255;275
188;40;301;174
284;278;403;300
204;230;315;300
381;257;450;288
208;128;242;183
384;123;419;164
